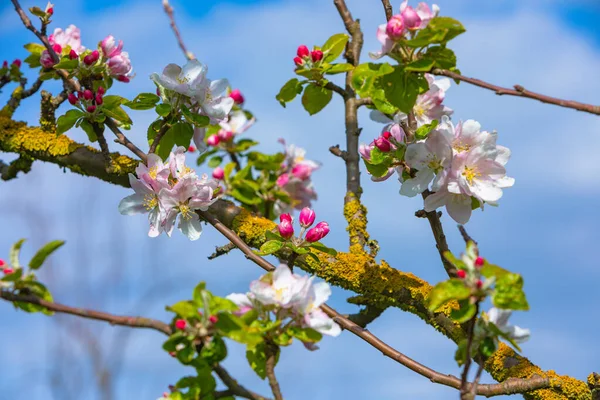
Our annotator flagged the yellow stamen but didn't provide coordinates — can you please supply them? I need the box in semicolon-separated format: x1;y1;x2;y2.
462;166;480;184
143;194;158;211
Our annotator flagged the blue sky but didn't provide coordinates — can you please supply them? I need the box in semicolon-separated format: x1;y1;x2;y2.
1;0;599;399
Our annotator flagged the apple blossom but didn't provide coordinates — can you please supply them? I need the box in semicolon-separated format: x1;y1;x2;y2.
40;51;55;68
487;307;530;344
217;129;233;142
69;49;78;59
278;214;294;239
218;110;255;139
293;57;304;67
386;15;405;40
400;0;439;30
249;264;310;308
107;52;132;79
49;25;85;53
225;292;255;316
206;134;220;147
12;59;21;68
67;93;78;105
45;2;54;15
229;88;244;104
423;187;473;224
100;35;123;58
297;45;310;58
374;136;392;152
293;282;341;337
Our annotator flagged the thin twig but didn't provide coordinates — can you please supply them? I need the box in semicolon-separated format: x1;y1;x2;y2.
264;342;283;400
323;81;348;99
458;225;477;246
148;122;171;154
162;0;195;61
460;303;479;399
469;363;486;398
208;242;237;260
105;118;148;163
328;144;348;160
197;210;550;397
421;190;455;277
381;0;393;21
213;365;270;400
433;68;600;116
0;291;172;335
93;123;113;167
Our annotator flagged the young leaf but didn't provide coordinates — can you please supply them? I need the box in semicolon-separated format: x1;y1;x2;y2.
404;59;435;72
53;58;79;70
170;122;195;148
246;342;268;379
155;103;172;117
256;240;284;256
288;327;322;343
276;78;302;107
124;93;160;110
29;240;65;270
382;67;428;113
23;43;45;55
427;278;470;312
56;109;84;135
325;63;354;75
167;301;199;319
301;83;332;115
414;120;439;140
450;299;477;323
208;155;223;168
10;239;26;267
493;273;529;311
322;33;349;62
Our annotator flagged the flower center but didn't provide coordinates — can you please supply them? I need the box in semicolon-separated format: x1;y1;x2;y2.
462;166;480;184
453;140;471;153
179;203;193;220
143;194;158;211
148;166;158;180
414;104;426;117
427;156;442;172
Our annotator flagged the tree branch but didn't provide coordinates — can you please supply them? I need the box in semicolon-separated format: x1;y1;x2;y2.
213;365;271;400
105;118;148;163
421;190;456;277
381;0;393;21
162;0;195;61
433;68;600;116
0;290;172;335
264;342;283;400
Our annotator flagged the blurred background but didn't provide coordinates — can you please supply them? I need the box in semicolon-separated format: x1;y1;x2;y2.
1;0;599;399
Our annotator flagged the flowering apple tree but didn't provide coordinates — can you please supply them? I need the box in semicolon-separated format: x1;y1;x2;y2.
1;0;599;399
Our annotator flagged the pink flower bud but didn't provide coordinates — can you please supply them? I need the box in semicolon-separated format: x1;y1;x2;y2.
2;61;7;69
293;56;304;67
86;105;96;113
3;268;14;275
476;280;483;289
401;6;422;30
67;93;78;105
382;131;391;139
97;86;105;95
207;134;220;147
456;269;466;279
83;89;93;100
69;49;78;59
0;259;5;267
217;129;233;142
95;93;103;105
291;163;312;181
276;173;289;187
169;351;176;358
311;50;323;62
386;15;405;40
212;167;224;180
374;136;391;152
12;59;21;68
229;89;244;104
188;145;196;152
52;44;62;54
359;143;373;161
280;213;292;223
40;51;55;68
175;319;187;330
297;45;310;58
101;35;123;58
278;216;294;239
299;207;316;228
305;221;330;242
209;315;218;324
475;257;485;267
45;3;54;15
83;50;99;65
116;75;130;83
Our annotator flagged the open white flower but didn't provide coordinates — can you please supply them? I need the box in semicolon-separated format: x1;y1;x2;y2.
293;282;341;337
487;307;530;344
249;264;310;308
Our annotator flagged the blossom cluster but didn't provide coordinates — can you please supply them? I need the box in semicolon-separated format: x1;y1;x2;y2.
293;45;324;68
371;0;440;59
274;139;320;216
205;108;255;149
361;72;513;224
227;264;342;343
118;147;219;241
278;207;330;243
39;23;133;82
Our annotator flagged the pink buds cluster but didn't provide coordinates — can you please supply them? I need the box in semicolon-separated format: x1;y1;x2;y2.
294;45;324;67
277;207;330;243
83;50;99;66
0;259;14;275
68;86;105;113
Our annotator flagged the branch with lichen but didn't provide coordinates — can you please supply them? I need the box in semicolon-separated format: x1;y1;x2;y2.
0;117;591;399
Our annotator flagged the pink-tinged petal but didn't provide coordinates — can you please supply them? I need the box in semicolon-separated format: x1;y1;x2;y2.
496;176;515;188
424;190;448;211
179;214;202;241
399;0;409;12
148;208;163;237
193;127;208;153
399;168;434;197
118;193;146;215
311;282;332;307
446;195;472;224
405;143;430;170
447;179;463;195
472;180;503;202
305;309;341;337
495;145;511;166
162;210;178;237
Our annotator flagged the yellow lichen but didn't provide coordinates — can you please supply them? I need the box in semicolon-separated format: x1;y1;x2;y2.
0;117;79;156
231;208;277;249
343;192;370;254
485;343;591;399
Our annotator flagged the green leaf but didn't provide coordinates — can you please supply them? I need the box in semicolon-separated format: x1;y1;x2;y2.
308;242;337;256
56;109;84;135
405;17;466;47
479;337;497;358
443;251;467;270
196;147;217;166
382;67;428;113
79;120;98;142
369;147;392;166
167;301;199;319
23;53;41;68
102;95;127;109
288;327;322;343
29;240;65;270
1;268;23;282
276;78;302;107
404;58;435;72
200;335;228;364
53;58;79;70
15;281;54;315
232;139;259;152
207;156;223;168
192;282;207;307
170;122;195;148
156;103;172;117
181;105;210;127
454;339;467;366
423;46;457;69
364;159;392;178
325;63;354;75
322;33;349;62
265;230;283;241
487;321;521;352
102;105;132;125
29;6;46;17
124;93;160;110
10;239;26;268
301;83;332;115
246;342;268;379
24;43;45;55
427;278;471;312
256;240;284;256
215;314;263;345
414;120;439;140
450;299;477;323
493;273;529;311
351;62;394;97
480;262;510;279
